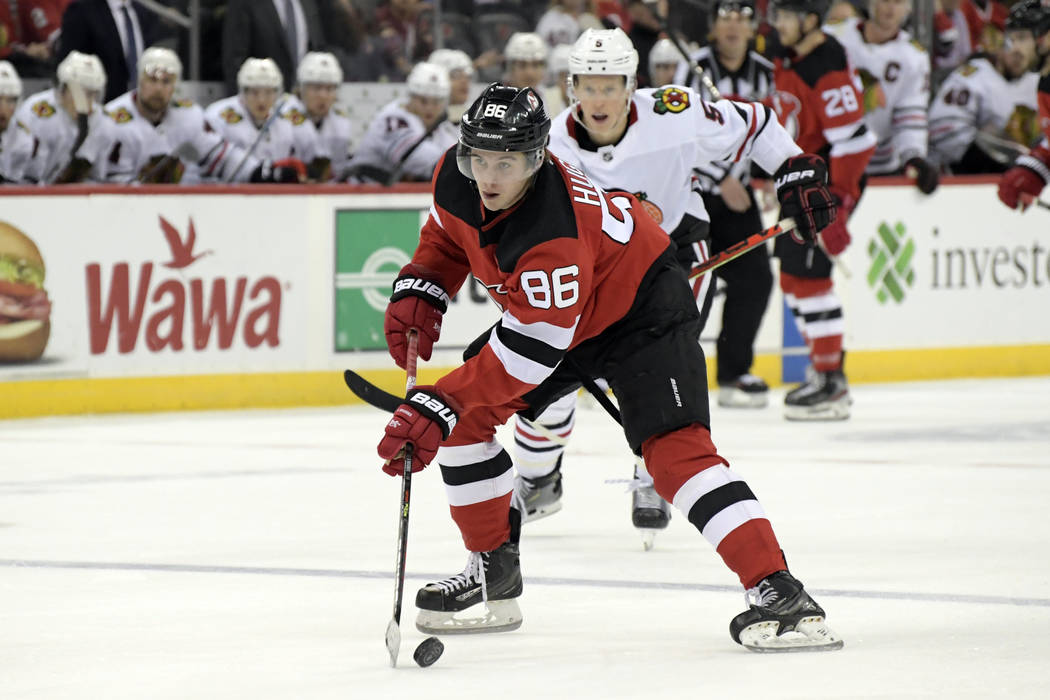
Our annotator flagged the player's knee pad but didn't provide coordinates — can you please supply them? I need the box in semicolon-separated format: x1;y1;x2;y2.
640;423;728;503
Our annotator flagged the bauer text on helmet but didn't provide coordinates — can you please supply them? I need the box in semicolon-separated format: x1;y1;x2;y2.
140;47;182;81
298;52;343;86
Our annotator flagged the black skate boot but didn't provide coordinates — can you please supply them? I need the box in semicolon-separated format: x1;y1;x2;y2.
630;458;671;551
784;368;850;420
415;540;524;635
513;457;563;523
730;571;843;652
718;374;770;409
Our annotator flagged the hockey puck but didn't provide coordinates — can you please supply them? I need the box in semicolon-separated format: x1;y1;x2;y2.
413;636;444;667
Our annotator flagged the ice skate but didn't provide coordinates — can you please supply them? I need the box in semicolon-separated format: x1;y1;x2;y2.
730;571;843;652
415;541;523;635
630;459;671;551
784;368;850;420
718;374;770;408
513;458;563;523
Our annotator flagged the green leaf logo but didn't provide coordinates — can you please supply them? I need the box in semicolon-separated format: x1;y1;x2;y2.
867;221;915;304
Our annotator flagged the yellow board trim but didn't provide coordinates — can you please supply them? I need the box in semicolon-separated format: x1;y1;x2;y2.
3;344;1049;419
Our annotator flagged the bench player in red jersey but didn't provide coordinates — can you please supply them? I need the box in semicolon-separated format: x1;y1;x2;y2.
372;83;845;652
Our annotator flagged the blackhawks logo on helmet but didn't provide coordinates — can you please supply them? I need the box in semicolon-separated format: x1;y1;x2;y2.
652;87;690;114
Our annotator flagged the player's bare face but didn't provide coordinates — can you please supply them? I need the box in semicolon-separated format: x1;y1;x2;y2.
507;60;546;90
449;70;471;105
0;96;16;131
137;72;176;117
869;0;910;34
302;83;337;119
407;95;447;128
773;10;804;47
575;75;630;146
713;9;755;60
650;63;677;88
469;149;533;211
242;87;278;124
1001;30;1037;78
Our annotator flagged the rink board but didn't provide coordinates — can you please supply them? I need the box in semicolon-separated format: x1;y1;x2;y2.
1;178;1047;418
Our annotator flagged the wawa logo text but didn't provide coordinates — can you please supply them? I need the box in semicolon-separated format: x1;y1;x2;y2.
86;216;284;354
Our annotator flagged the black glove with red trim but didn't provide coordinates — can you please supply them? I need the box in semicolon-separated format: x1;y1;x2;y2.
384;269;449;369
377;386;458;475
774;154;837;244
250;158;306;183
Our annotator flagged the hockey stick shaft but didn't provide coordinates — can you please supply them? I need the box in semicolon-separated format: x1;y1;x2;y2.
225;96;288;183
645;0;722;99
385;332;418;668
689;217;796;279
384;110;449;186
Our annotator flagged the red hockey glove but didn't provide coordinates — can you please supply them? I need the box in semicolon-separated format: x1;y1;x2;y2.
774;154;836;244
384;269;450;369
998;157;1049;211
904;157;940;195
377;386;458;475
250;158;307;183
819;188;855;256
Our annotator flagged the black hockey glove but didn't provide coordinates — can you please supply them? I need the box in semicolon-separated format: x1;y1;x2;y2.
774;154;836;244
250;158;306;183
904;157;940;195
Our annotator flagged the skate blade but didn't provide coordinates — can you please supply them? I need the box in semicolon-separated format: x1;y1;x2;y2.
784;398;851;421
638;528;658;551
522;501;562;524
718;389;769;409
415;599;523;635
738;616;844;653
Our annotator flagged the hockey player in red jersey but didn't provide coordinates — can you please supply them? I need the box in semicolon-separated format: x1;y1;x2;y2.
997;0;1050;212
768;0;875;420
373;83;844;652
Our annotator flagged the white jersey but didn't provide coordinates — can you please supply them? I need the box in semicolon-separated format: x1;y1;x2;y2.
1;88;110;183
928;56;1041;170
278;95;354;180
673;46;775;192
203;95;300;164
100;91;264;183
824;18;930;174
548;86;801;235
347;98;451;183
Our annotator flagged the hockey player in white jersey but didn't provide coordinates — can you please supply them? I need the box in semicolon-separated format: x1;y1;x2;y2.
675;0;778;410
504;32;549;91
101;48;304;184
428;48;475;121
648;38;681;88
0;61;19;138
278;52;351;182
204;58;308;174
824;0;939;192
1;51;111;184
346;61;454;184
516;27;817;548
929;10;1043;174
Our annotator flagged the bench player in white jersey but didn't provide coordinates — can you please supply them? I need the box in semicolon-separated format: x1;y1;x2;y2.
1;51;111;184
101;48;304;184
648;38;682;89
503;32;549;91
428;48;475;123
204;58;309;173
0;61;22;179
278;52;352;182
515;27;820;547
824;0;939;193
675;0;779;410
929;9;1043;174
346;61;454;184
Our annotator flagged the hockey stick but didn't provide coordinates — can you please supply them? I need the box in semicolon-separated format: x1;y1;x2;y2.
224;96;289;183
689;216;796;279
384;332;418;668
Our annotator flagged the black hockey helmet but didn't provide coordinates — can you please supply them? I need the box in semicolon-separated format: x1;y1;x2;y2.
710;0;756;23
770;0;830;23
1005;0;1050;36
457;83;550;180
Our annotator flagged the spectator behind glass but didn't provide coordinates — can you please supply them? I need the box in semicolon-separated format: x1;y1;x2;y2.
321;0;390;81
222;0;327;94
58;0;158;103
375;0;425;81
935;0;1009;77
627;0;667;87
536;0;603;48
0;1;63;78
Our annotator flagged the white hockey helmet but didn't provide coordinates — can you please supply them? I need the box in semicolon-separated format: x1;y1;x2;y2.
549;43;571;75
568;28;639;79
140;46;182;80
649;38;680;73
505;32;549;62
297;51;343;85
428;48;475;78
406;61;451;100
57;51;107;94
237;57;283;91
0;60;22;98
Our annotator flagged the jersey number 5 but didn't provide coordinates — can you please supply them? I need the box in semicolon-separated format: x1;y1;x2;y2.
821;86;859;117
521;266;580;309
